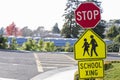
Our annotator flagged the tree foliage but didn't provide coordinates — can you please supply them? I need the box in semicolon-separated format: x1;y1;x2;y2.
52;23;60;34
0;27;5;35
83;0;105;38
113;34;120;44
61;0;105;38
61;0;82;38
21;26;33;37
22;38;37;51
64;42;73;52
0;35;8;49
43;41;55;52
6;22;22;36
106;26;119;40
61;23;71;38
10;38;18;50
33;26;45;37
92;20;106;38
37;39;44;51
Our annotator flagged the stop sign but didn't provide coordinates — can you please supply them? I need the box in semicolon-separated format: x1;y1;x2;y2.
75;2;101;29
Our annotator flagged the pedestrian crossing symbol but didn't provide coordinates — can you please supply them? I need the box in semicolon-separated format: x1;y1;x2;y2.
74;29;106;60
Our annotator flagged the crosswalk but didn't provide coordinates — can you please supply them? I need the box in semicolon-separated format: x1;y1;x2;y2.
0;51;77;80
34;53;77;73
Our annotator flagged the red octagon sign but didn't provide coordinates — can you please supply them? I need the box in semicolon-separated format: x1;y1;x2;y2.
75;2;101;29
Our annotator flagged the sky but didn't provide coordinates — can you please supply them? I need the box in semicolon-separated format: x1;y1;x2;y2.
100;0;120;21
0;0;66;30
0;0;120;31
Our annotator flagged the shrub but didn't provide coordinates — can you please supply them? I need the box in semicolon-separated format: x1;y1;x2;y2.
10;38;18;50
104;61;112;70
112;44;119;52
55;47;64;52
20;39;75;52
21;38;37;51
0;36;8;49
107;44;113;52
37;39;44;51
43;41;56;52
49;42;56;51
64;42;73;52
107;43;119;52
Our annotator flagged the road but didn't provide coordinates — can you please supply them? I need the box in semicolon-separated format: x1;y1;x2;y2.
0;50;119;80
0;50;77;80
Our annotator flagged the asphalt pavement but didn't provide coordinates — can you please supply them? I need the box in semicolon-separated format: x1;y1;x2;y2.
31;52;120;80
0;50;77;80
0;50;120;80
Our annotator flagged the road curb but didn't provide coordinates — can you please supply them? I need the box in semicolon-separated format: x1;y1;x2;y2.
31;66;77;80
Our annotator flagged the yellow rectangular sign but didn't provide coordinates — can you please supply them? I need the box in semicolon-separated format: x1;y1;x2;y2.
78;60;104;79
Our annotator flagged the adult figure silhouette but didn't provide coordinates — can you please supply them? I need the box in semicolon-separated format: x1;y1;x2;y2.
90;35;98;56
82;38;90;56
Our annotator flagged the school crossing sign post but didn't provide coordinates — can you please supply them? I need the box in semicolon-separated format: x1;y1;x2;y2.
74;29;106;79
74;2;106;79
74;30;106;78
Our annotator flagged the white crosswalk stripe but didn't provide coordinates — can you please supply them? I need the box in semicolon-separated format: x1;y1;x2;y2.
36;53;77;71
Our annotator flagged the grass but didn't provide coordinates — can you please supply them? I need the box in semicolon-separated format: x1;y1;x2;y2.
104;63;120;80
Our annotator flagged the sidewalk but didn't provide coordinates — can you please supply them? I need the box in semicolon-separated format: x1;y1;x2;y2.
31;66;77;80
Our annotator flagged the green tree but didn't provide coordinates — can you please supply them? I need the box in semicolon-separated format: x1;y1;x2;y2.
21;26;33;37
114;19;120;24
61;23;71;38
106;26;119;40
0;27;5;35
118;27;120;34
61;0;82;38
61;22;82;38
52;23;60;33
0;35;8;49
86;0;105;38
92;20;106;38
113;34;120;44
33;26;45;37
61;0;104;38
113;34;120;51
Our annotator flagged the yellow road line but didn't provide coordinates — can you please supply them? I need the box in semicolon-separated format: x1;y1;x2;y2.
34;53;43;72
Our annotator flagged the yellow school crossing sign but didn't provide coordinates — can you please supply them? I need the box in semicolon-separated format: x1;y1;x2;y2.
74;29;106;60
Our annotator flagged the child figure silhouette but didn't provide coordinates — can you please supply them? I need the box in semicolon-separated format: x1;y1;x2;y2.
82;38;90;56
